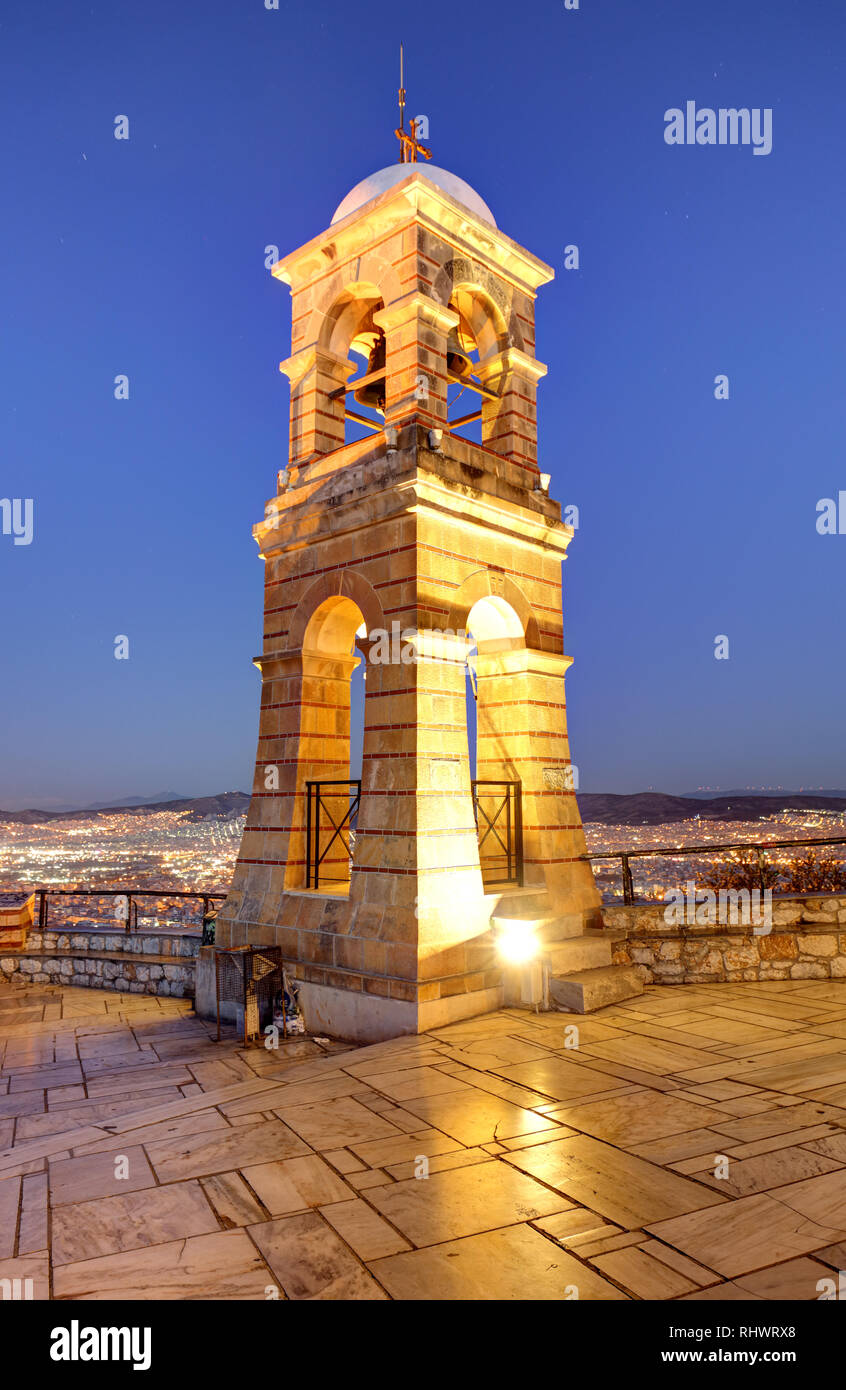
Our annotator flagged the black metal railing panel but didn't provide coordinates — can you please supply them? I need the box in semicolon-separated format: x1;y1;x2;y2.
472;779;523;887
586;833;846;905
28;888;227;933
305;779;361;892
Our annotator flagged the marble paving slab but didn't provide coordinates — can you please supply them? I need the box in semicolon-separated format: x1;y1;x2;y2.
53;1229;273;1300
145;1118;311;1182
364;1158;576;1246
646;1191;845;1278
369;1222;629;1300
248;1213;388;1300
51;1180;219;1264
505;1134;727;1228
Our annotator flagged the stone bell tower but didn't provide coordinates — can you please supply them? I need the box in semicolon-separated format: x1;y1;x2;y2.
208;153;640;1042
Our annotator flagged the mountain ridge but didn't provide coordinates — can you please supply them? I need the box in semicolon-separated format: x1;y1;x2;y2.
0;792;250;825
3;789;846;828
680;788;846;800
578;791;846;825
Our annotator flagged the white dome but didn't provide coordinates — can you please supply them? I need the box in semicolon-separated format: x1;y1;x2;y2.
331;164;496;228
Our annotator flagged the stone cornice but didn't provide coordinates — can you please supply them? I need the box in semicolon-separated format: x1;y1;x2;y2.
475;347;548;385
253;466;574;561
278;345;354;388
474;648;575;678
272;171;555;298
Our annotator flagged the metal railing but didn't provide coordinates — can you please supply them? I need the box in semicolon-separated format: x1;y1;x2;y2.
586;834;846;905
472;779;523;887
31;888;227;933
305;780;361;891
302;778;524;892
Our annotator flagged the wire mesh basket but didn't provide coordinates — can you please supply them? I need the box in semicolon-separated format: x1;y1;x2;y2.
214;945;285;1045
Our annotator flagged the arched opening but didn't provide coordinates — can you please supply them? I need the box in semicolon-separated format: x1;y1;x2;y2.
463;595;527;778
466;594;526;647
297;595;368;893
464;595;527;887
446;287;508;446
321;285;386;446
302;594;363;657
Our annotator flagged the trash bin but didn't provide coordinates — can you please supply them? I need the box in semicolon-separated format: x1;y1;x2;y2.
214;945;284;1046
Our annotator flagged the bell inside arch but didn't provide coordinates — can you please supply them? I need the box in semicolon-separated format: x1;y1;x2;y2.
352;331;387;414
445;327;473;382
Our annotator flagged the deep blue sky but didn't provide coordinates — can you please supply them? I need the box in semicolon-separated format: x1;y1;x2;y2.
2;0;845;809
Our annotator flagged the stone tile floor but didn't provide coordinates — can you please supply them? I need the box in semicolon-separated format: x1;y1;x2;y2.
3;977;846;1300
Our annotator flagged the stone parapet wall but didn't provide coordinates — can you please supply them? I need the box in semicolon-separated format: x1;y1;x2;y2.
0;927;200;997
0;954;194;996
25;928;200;958
604;894;846;984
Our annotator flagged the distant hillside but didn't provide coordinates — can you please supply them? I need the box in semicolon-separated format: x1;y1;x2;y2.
0;792;250;825
5;788;846;830
578;792;846;825
681;788;846;800
84;791;190;810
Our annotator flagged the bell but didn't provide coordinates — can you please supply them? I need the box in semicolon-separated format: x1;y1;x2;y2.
352;332;386;414
445;328;472;382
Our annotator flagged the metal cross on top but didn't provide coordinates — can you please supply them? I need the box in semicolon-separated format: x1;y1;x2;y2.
395;43;431;164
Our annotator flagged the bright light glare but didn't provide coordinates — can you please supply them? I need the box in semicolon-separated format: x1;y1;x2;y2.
496;919;538;965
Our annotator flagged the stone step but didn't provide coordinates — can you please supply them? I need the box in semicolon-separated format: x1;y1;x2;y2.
490;911;585;942
485;886;550;919
548;964;643;1013
544;934;613;974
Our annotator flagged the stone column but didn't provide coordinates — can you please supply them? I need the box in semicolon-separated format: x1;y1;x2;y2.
350;627;488;994
279;346;355;467
214;651;300;947
475;646;601;929
475;348;547;472
216;644;360;943
373;293;458;430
